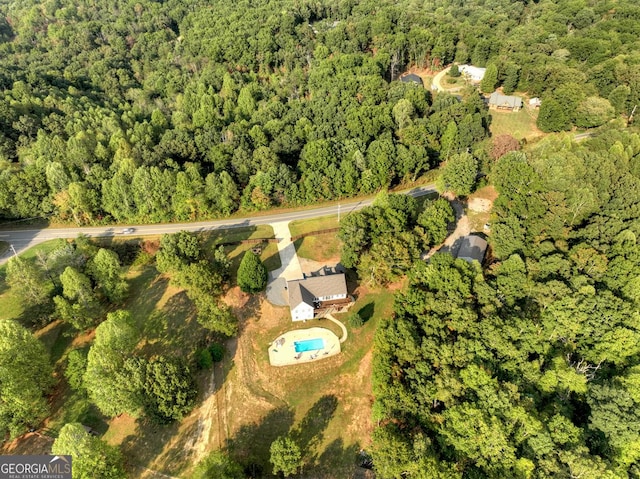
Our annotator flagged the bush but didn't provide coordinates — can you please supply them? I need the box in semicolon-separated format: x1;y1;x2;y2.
237;251;267;293
195;348;213;370
209;343;224;362
348;312;364;328
65;348;88;392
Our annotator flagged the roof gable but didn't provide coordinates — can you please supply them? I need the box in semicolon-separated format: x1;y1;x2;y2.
457;235;488;263
288;274;347;308
488;92;523;108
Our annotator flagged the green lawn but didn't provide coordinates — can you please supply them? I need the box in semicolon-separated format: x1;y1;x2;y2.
224;286;397;477
203;224;281;273
289;215;342;262
489;106;543;141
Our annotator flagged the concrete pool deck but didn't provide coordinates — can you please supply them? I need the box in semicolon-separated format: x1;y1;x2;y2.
268;327;341;367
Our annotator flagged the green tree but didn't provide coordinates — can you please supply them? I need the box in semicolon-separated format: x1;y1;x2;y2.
437;152;477;197
417;198;455;245
56;266;101;330
574;96;615;128
65;349;88;393
193;297;238;336
156;231;202;273
193;451;243;479
88;248;128;303
52;423;125;479
537;97;571;132
501;63;520;94
84;310;142;417
143;356;197;423
449;64;460;78
5;256;50;307
0;320;54;438
237;251;268;293
270;435;303;477
480;63;498;93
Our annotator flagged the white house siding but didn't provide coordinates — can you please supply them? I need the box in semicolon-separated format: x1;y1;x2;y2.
291;303;314;321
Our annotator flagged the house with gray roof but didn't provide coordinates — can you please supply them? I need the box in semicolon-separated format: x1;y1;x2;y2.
488;92;523;111
456;235;488;264
400;73;424;86
288;274;349;321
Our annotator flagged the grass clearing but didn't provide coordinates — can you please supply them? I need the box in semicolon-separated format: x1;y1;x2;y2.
210;284;397;478
489;106;543;141
204;225;281;274
1;226;397;477
290;215;342;262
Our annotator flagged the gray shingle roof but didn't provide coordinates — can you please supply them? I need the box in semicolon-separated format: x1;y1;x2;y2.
488;92;523;109
400;73;423;85
457;235;488;263
288;274;347;309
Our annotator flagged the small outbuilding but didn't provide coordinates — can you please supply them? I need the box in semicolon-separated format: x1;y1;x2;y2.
529;97;542;108
400;73;424;86
456;235;488;264
488;92;523;112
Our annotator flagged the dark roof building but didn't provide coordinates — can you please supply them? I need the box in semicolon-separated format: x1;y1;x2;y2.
488;92;523;111
456;235;488;264
400;73;424;86
288;274;348;321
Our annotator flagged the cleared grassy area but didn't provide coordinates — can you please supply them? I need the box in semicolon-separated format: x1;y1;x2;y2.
0;225;399;477
220;285;397;478
290;215;342;262
489;106;543;141
204;224;281;274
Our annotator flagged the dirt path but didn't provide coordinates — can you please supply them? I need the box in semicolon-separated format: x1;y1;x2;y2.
424;198;470;260
185;368;219;464
431;66;451;92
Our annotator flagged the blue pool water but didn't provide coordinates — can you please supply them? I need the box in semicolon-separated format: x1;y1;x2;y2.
294;338;325;353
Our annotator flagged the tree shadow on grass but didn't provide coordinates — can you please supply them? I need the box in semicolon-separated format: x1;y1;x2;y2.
120;416;200;478
227;406;295;477
316;438;363;477
126;268;168;322
290;395;338;465
357;302;375;323
140;291;199;358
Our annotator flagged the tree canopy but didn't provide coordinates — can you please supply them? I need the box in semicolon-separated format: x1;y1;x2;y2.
0;320;54;438
237;251;268;293
52;423;125;479
371;129;640;478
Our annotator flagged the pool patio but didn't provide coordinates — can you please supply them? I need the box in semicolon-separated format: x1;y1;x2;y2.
268;327;341;367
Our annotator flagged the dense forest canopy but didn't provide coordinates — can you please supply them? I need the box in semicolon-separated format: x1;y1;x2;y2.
0;0;638;223
371;129;640;478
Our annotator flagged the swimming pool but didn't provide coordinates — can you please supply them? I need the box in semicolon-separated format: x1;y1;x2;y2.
294;338;325;353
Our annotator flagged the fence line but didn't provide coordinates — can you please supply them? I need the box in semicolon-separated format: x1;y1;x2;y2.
290;227;340;242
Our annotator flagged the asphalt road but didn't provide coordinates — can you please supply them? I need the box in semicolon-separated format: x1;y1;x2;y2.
0;184;436;264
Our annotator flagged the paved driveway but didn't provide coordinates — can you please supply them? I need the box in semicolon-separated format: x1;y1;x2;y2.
265;221;303;306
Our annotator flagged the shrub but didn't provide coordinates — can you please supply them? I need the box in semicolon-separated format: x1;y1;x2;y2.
196;348;213;370
348;312;364;328
209;343;224;362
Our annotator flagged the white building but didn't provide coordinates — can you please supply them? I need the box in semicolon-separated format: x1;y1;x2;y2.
288;274;348;321
459;64;486;83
